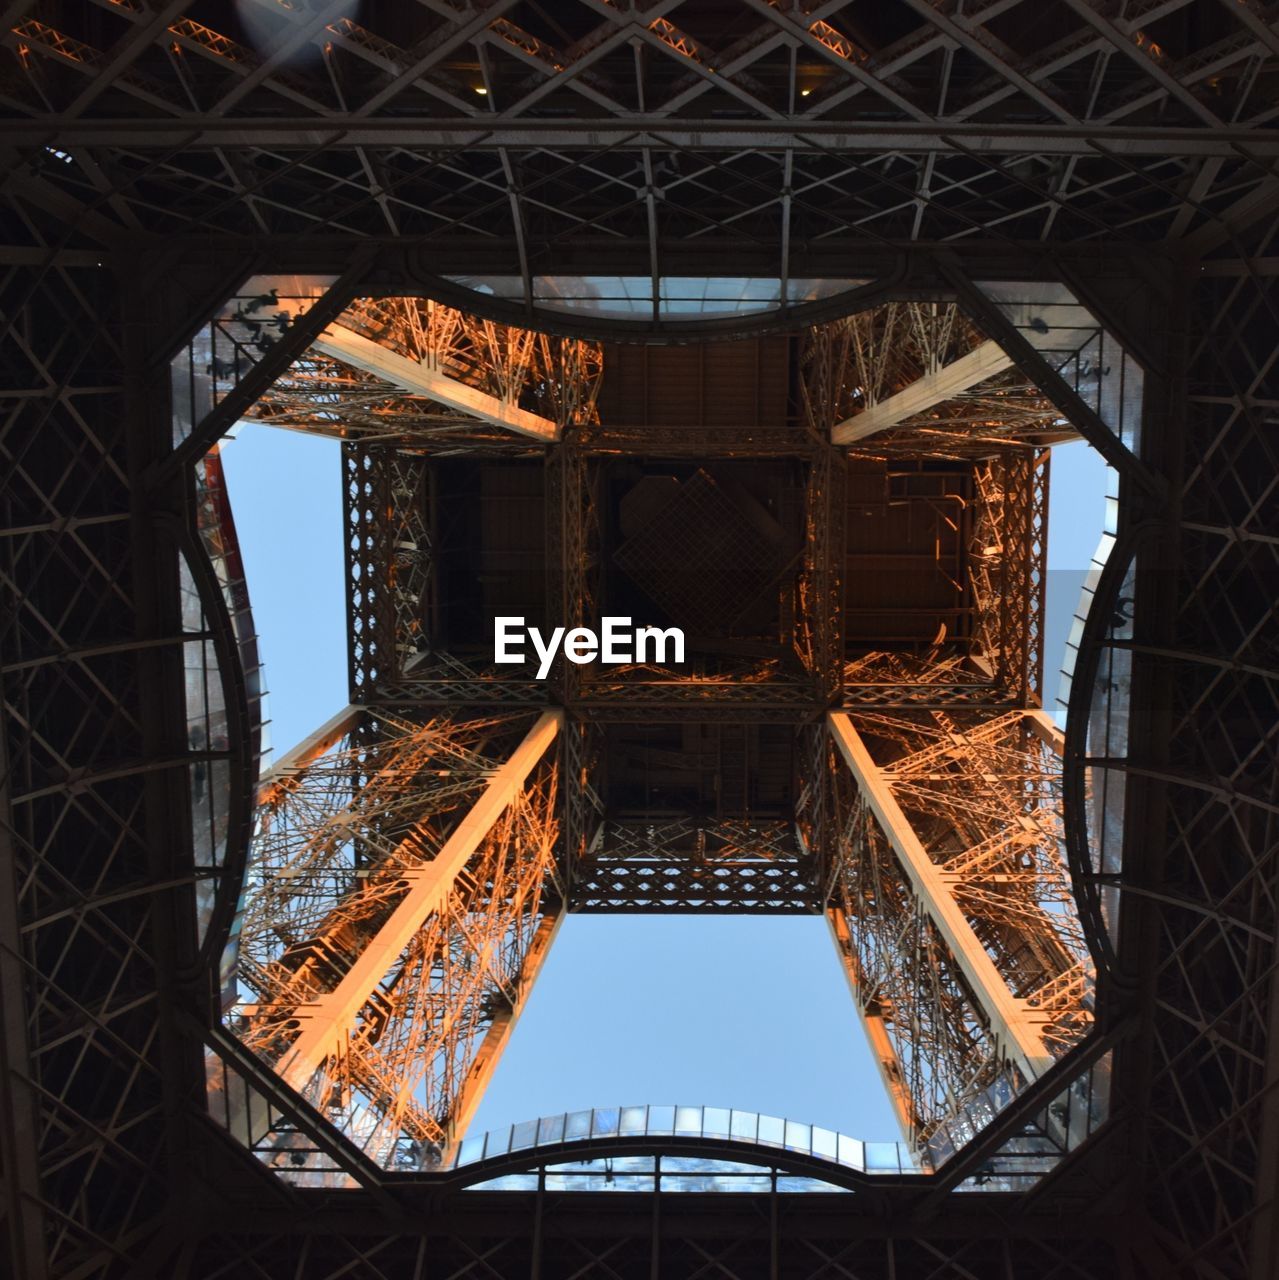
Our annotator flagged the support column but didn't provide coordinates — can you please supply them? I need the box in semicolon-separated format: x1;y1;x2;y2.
828;710;1055;1081
276;709;562;1090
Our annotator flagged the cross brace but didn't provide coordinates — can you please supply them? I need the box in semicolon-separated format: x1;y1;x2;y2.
832;340;1014;444
313;324;560;443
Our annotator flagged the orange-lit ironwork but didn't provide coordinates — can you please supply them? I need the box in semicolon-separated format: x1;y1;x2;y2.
226;291;1091;1176
229;709;561;1169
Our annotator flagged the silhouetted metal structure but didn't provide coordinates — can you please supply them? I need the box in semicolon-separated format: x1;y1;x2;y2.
1;2;1276;1277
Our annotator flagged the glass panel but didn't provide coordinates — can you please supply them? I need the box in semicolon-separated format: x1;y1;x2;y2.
446;274;867;322
171;274;336;446
647;1104;675;1133
837;1134;864;1169
538;1114;565;1146
466;1173;538;1191
703;1107;731;1139
777;1177;850;1193
976;279;1143;455
675;1105;702;1136
591;1108;619;1138
565;1110;592;1141
784;1120;811;1153
456;1135;485;1166
484;1125;512;1158
730;1110;758;1142
620;1105;647;1136
864;1142;902;1173
757;1115;784;1147
811;1126;838;1161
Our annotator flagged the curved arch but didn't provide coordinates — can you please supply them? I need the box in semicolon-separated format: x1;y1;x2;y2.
440;1137;908;1193
173;460;264;983
1060;517;1160;977
434;1106;921;1191
382;270;909;344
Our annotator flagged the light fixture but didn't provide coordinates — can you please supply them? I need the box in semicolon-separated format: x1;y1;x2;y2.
800;87;812;97
475;85;488;95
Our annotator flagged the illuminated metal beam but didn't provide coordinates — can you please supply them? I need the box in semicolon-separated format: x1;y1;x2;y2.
827;710;1055;1082
1025;707;1065;756
443;909;564;1153
312;323;560;443
276;709;562;1090
832;339;1014;444
255;704;361;807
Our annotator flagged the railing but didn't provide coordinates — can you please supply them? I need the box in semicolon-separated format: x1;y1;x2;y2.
450;1105;920;1177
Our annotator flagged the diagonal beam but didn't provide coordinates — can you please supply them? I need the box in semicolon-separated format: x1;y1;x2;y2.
827;711;1055;1083
832;339;1014;444
827;906;922;1146
313;323;560;443
256;705;361;808
276;710;562;1091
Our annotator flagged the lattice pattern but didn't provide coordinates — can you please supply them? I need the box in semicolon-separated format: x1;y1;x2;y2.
11;2;1276;255
574;818;818;913
231;711;560;1169
825;708;1093;1162
613;469;780;636
0;231;178;1275
825;743;1020;1155
969;450;1050;704
337;297;603;428
1138;210;1279;1276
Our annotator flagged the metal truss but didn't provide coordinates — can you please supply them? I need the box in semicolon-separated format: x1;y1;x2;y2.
969;449;1050;705
5;0;1278;263
179;1196;1126;1280
248;352;541;455
818;302;1070;457
1132;211;1279;1278
343;443;428;696
802;306;1049;710
248;295;601;457
797;444;847;699
230;708;562;1169
573;817;819;913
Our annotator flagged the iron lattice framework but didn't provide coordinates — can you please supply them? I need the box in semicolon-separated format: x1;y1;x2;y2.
210;281;1087;1178
231;710;560;1169
1;1;1277;1277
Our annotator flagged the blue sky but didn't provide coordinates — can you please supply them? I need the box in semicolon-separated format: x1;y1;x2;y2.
221;424;1108;1144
